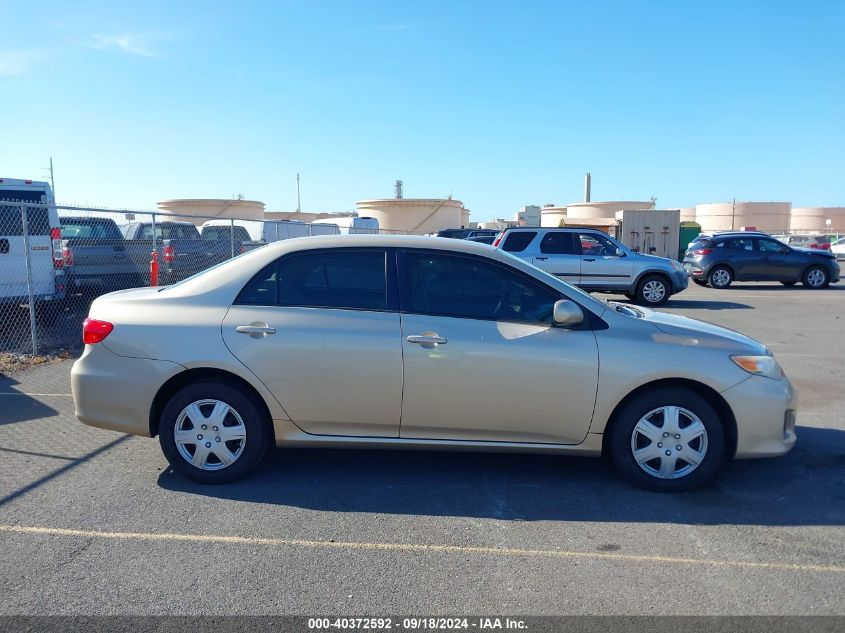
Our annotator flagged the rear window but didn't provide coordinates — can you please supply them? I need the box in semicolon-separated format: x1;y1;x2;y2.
60;218;122;240
502;231;537;252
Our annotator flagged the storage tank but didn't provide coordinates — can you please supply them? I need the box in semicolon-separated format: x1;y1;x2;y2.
680;207;696;222
540;206;567;227
356;198;467;233
157;199;265;225
790;207;845;233
694;202;790;233
565;200;654;220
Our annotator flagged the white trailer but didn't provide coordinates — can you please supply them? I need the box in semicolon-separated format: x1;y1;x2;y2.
312;216;379;234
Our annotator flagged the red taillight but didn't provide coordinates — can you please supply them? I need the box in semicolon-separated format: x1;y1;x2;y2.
62;245;74;267
492;233;503;247
50;227;63;268
83;318;114;345
693;248;713;256
163;244;175;263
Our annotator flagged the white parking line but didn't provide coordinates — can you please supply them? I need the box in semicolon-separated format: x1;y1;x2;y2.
0;524;843;574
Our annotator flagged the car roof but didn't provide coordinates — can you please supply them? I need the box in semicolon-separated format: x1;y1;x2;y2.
503;227;596;232
160;233;610;315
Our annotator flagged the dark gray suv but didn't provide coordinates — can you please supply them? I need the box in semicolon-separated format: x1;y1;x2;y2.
683;232;840;289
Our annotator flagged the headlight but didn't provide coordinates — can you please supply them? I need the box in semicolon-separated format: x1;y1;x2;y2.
731;355;783;379
670;259;685;272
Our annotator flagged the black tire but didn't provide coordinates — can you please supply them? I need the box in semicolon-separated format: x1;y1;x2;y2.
780;281;797;287
802;265;829;289
633;275;670;306
707;265;733;289
607;387;725;492
159;381;270;484
692;279;708;287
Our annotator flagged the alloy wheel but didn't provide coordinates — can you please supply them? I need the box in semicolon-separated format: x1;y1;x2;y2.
630;406;708;480
642;280;666;304
710;269;730;288
806;268;827;288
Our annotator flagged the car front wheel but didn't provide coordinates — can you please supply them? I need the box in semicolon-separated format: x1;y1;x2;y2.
634;275;669;306
608;388;725;492
159;381;270;483
802;266;829;289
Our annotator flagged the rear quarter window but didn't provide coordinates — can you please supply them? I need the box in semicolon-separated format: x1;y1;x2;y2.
502;231;537;252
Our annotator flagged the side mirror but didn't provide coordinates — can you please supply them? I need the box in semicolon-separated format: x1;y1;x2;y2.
553;299;584;327
615;247;626;257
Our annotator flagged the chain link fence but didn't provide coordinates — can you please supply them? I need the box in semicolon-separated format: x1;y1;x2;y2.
0;202;426;358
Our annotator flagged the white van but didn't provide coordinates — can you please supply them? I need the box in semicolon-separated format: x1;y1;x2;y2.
202;219;342;253
312;216;379;234
0;178;65;310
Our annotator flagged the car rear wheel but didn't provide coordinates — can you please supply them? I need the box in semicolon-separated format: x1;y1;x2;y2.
608;388;725;492
802;266;829;289
159;381;270;483
707;266;733;289
634;275;669;306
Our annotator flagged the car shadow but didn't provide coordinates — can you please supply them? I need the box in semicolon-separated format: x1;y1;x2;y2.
661;299;754;310
0;376;58;425
157;425;845;526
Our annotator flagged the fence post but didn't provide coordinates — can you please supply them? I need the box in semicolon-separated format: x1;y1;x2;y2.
20;204;39;355
151;212;158;254
230;218;235;258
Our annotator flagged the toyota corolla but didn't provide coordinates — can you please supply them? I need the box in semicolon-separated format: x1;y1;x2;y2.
72;235;797;491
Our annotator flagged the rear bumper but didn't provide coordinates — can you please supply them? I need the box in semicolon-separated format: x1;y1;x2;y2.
722;374;798;458
71;343;183;437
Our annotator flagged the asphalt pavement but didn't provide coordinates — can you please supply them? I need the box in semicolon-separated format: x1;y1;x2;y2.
0;282;843;615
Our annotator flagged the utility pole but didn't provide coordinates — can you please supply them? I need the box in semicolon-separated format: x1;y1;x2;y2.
43;157;56;198
296;173;301;213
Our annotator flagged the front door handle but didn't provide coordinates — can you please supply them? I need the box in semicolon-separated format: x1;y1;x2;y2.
583;258;596;262
406;332;447;348
535;256;548;261
236;322;276;338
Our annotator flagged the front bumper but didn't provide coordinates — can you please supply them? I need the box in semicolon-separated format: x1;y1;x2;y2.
71;343;183;437
671;268;689;292
721;374;798;458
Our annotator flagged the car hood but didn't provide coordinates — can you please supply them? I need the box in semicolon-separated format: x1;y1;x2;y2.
631;252;673;265
637;308;768;355
794;247;835;259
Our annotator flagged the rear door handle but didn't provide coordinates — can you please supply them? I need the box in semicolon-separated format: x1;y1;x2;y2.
236;323;276;338
583;258;596;262
406;332;447;348
535;256;548;261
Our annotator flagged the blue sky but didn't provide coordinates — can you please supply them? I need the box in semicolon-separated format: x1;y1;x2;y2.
1;0;843;220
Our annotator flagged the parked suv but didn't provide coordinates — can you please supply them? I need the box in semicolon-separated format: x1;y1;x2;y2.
683;232;840;289
494;228;688;306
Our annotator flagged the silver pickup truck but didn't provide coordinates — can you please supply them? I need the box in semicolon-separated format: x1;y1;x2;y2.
494;227;688;306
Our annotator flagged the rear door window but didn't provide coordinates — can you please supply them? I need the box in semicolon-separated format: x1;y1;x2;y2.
237;250;388;311
501;231;537;252
540;232;578;254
